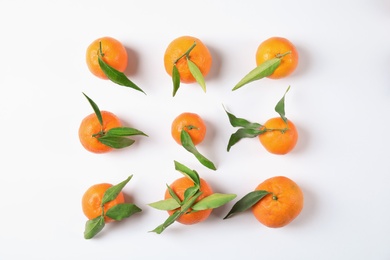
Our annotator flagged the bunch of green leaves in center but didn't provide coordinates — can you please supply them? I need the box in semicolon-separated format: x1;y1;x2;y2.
171;41;206;96
84;175;142;239
83;93;148;149
225;86;291;151
148;161;236;234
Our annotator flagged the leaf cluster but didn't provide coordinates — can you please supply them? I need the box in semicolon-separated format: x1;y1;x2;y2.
84;175;142;239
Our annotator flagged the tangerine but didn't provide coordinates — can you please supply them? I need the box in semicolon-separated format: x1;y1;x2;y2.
164;35;212;84
82;183;125;223
165;177;214;225
86;36;128;80
171;112;206;146
78;110;122;154
252;176;304;228
255;37;298;79
259;117;298;155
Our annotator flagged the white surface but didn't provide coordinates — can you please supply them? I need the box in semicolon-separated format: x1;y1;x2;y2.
1;0;390;259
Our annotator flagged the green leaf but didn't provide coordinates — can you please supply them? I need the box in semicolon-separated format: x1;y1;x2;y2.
187;58;206;92
105;203;142;221
227;128;266;151
106;127;148;137
180;130;217;170
98;55;146;94
148;198;181;211
192;193;237;211
82;92;103;126
166;184;182;205
172;65;180;97
84;216;105;239
174;160;201;186
150;210;181;234
182;186;200;205
98;135;135;149
223;190;270;219
224;107;262;129
232;58;281;91
275;86;290;123
101;175;132;205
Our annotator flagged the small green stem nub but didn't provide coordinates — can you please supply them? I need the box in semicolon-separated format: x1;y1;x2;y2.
174;42;197;64
272;194;278;201
275;51;291;59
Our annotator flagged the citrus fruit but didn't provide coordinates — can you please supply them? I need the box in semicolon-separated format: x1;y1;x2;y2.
165;177;214;225
78;110;122;154
255;36;298;79
86;36;128;80
164;35;212;84
258;117;298;155
82;183;125;223
252;176;304;228
171;112;206;146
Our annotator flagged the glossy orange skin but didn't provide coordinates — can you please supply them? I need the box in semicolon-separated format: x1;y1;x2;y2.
86;36;128;79
82;183;125;223
78;111;122;154
259;117;298;155
171;112;206;146
252;176;304;228
255;37;298;79
164;36;212;83
165;177;213;225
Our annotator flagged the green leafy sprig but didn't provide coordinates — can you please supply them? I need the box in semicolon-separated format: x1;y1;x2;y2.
148;161;236;234
84;175;142;239
82;93;148;149
98;41;146;94
172;41;206;96
232;51;291;91
223;190;270;219
225;86;291;151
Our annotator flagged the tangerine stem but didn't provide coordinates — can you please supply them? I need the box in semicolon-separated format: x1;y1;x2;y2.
275;51;291;59
174;41;197;64
263;127;289;134
98;41;105;58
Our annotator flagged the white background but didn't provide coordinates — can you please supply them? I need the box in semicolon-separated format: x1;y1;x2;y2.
1;0;390;259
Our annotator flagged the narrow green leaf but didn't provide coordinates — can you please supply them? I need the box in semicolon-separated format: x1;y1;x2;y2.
166;184;182;205
227;128;266;151
180;130;217;171
82;92;103;126
101;175;132;205
98;55;146;94
192;193;237;211
105;203;142;221
84;216;105;239
223;190;270;219
148;198;180;211
179;190;202;214
106;127;148;137
232;58;281;91
182;186;200;205
174;160;201;186
187;58;206;92
150;210;181;234
224;107;262;129
172;65;180;97
275;86;290;123
98;135;135;149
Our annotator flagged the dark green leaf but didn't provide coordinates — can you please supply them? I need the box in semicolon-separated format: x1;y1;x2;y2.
172;65;180;97
224;107;262;129
98;135;135;149
166;184;182;205
187;58;206;92
101;175;132;205
106;127;148;137
180;131;217;171
227;128;266;151
232;58;281;91
192;193;237;211
82;92;103;126
105;203;142;221
223;190;270;219
84;216;105;239
275;86;290;123
150;210;181;234
148;198;180;211
174;160;201;186
98;55;146;94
